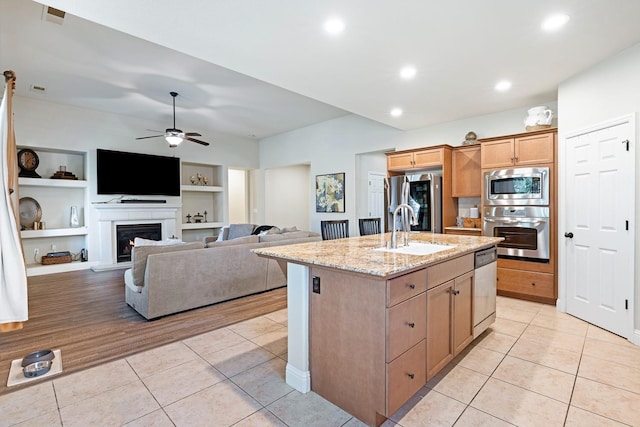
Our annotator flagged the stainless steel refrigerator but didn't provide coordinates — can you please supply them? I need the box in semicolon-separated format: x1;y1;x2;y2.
386;173;442;233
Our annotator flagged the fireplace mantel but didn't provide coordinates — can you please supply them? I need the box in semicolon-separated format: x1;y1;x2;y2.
92;203;181;271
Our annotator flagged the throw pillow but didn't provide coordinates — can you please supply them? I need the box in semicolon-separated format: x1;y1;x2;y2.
228;223;256;240
216;227;229;241
266;226;281;235
134;237;182;247
252;225;275;235
281;226;298;233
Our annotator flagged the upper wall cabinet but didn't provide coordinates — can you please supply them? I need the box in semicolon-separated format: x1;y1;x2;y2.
451;145;481;197
480;131;555;169
387;146;446;172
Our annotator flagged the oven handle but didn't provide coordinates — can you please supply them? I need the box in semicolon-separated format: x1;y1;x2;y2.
484;217;548;225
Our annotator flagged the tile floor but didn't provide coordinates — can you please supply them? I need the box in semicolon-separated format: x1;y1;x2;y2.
2;296;640;427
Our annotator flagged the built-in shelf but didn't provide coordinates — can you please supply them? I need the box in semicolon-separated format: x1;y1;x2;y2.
181;221;225;230
180;185;223;193
27;260;97;277
19;177;88;188
21;226;89;239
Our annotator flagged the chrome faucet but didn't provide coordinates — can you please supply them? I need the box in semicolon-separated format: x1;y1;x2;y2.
390;203;418;248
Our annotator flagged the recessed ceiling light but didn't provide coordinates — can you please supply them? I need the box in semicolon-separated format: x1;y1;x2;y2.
324;18;345;35
399;66;417;80
541;13;570;32
495;80;512;92
390;108;403;117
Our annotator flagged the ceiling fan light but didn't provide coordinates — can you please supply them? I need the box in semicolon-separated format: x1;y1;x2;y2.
165;135;183;146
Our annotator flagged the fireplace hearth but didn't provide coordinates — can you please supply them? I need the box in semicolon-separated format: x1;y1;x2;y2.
116;223;162;262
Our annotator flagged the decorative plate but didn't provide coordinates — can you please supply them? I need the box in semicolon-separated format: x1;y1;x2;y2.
19;197;42;229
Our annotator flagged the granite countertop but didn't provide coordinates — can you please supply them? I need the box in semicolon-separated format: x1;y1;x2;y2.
253;232;502;278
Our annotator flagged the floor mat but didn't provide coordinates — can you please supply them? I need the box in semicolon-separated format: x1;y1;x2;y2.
7;349;63;387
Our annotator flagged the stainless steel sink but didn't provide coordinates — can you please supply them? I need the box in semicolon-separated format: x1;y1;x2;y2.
373;242;457;256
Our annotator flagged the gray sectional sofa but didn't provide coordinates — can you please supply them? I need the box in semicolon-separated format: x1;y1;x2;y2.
124;225;320;319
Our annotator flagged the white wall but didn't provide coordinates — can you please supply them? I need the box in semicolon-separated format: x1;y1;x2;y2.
228;168;248;223
259;102;557;236
355;151;388;224
264;164;310;229
557;42;640;338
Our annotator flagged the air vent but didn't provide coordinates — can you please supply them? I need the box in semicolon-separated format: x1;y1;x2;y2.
42;6;65;25
30;85;46;94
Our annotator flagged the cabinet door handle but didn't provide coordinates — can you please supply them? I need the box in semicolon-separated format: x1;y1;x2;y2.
514;156;519;161
408;283;415;289
407;373;415;379
531;282;536;286
407;322;415;328
451;289;460;295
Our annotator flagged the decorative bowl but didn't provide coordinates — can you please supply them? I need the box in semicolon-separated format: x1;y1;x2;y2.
21;349;55;367
23;360;52;378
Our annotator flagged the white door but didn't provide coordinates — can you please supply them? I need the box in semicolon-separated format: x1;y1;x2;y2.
367;172;386;223
564;116;635;338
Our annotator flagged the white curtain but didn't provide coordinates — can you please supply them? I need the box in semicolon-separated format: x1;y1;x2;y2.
0;73;28;328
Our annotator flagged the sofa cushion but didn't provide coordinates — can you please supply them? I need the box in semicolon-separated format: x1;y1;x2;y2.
132;241;205;286
281;226;298;233
228;223;256;240
206;235;259;248
259;230;310;242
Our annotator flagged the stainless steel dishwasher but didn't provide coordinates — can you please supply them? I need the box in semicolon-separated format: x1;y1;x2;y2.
473;246;497;338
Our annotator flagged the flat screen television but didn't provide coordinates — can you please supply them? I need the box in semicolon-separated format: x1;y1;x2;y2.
96;149;180;196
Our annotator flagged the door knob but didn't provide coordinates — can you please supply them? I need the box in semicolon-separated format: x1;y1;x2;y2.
564;232;574;238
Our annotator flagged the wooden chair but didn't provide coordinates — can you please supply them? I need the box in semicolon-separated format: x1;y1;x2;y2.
321;220;349;240
358;217;381;236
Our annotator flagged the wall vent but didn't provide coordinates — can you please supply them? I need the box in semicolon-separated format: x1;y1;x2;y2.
42;6;65;25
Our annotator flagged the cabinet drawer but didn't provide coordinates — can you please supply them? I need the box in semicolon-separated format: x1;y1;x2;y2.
427;254;474;289
386;340;426;416
497;268;555;299
387;293;426;362
387;269;427;307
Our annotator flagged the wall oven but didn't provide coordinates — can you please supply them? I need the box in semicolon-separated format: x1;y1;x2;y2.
484;206;550;262
484;167;549;206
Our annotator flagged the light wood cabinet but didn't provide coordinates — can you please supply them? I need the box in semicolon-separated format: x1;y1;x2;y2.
444;227;482;236
497;267;555;302
452;145;481;197
480;131;555;169
426;270;474;380
387;147;444;171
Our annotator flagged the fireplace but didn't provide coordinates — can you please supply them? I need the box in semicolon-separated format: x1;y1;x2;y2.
116;223;162;263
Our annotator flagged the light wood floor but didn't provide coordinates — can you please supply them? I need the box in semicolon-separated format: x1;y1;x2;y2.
0;268;287;396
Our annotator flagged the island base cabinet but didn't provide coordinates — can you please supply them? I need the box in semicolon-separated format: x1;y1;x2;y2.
386;340;426;416
426;281;454;379
426;270;474;381
309;267;388;427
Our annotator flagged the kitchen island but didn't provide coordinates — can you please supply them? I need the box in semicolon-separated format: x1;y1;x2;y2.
253;232;502;426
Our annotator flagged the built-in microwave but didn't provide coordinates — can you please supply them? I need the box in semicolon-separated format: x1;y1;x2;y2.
484;167;549;206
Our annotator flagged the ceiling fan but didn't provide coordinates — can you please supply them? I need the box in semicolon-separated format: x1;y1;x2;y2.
136;91;210;147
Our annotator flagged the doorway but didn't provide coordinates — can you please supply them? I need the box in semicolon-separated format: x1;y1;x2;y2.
562;114;635;339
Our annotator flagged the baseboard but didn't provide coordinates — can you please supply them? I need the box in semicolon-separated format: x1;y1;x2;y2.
286;363;310;393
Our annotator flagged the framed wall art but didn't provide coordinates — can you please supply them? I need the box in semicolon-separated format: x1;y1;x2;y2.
316;172;345;213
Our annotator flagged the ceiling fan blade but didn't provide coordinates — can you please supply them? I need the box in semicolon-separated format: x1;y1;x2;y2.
185;132;202;137
185;136;210;146
136;134;165;140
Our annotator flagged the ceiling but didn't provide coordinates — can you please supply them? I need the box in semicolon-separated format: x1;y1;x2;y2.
2;0;640;142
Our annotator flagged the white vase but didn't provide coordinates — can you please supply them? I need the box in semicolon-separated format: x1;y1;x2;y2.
70;206;80;228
